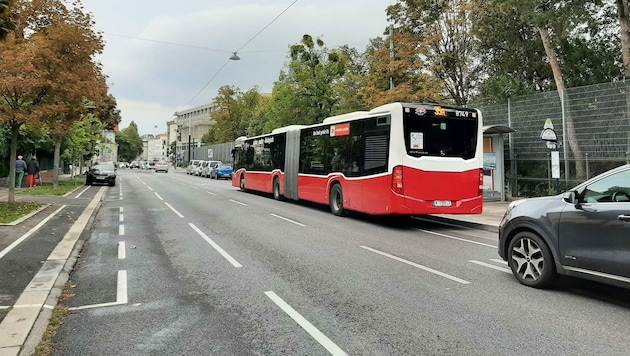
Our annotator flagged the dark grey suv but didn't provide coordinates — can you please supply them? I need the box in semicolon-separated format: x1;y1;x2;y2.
498;164;630;289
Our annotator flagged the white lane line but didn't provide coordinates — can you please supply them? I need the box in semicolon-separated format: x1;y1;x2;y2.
360;246;470;284
490;258;507;265
119;214;124;222
147;186;154;191
69;270;128;310
270;213;306;227
118;241;126;259
75;186;90;199
205;191;217;196
165;202;184;218
264;291;347;356
230;199;248;206
0;205;66;260
117;270;128;303
188;223;242;268
190;186;199;190
119;207;124;213
119;224;125;236
154;192;164;201
411;228;497;249
469;260;512;274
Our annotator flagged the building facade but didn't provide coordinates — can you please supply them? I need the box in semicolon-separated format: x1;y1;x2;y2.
173;103;215;165
142;134;168;162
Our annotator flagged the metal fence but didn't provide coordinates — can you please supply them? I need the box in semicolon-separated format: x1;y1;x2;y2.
478;80;630;198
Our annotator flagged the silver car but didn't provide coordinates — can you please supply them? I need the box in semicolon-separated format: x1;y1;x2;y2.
498;164;630;290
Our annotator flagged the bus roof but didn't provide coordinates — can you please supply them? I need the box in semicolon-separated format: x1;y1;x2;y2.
322;111;371;124
271;125;307;134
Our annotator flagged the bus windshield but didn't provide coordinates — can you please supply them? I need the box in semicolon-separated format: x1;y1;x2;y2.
402;105;478;160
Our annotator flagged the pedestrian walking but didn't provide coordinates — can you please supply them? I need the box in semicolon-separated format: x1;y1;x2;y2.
26;156;40;188
15;155;27;188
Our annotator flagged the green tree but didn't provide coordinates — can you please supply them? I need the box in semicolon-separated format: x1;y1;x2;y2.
115;122;143;163
265;35;348;130
203;86;269;143
63;113;105;175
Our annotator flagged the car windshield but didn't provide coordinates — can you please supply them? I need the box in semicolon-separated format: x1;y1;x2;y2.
94;164;115;171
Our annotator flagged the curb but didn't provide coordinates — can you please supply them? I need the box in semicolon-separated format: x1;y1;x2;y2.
0;187;106;356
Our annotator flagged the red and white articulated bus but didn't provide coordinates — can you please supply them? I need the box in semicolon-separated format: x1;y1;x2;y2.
231;102;484;216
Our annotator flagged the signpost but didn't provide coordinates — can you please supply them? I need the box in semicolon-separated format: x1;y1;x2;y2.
541;119;561;194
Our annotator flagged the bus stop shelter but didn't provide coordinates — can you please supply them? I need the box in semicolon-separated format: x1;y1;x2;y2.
483;125;515;202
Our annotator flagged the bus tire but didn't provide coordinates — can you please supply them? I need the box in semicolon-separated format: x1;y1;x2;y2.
329;184;344;216
273;177;282;200
240;175;246;192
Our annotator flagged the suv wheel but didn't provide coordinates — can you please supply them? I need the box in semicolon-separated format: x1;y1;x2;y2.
507;231;556;288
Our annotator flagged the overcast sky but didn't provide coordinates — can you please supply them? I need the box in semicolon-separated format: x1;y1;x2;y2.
81;0;392;136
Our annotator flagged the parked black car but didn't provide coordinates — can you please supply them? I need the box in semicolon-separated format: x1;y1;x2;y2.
86;162;117;186
499;164;630;290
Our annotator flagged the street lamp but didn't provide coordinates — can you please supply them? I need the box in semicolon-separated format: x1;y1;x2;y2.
230;52;240;60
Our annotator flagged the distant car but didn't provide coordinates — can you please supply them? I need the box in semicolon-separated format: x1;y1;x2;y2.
130;161;140;169
193;160;207;176
210;163;233;180
154;162;169;173
86;162;117;186
187;160;202;175
498;164;630;290
201;160;221;178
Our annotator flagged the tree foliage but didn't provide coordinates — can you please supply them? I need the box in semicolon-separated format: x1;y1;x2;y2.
264;35;348;131
0;0;111;198
115;121;143;163
386;0;486;105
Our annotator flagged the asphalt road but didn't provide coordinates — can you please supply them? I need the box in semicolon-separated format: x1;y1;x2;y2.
50;169;630;355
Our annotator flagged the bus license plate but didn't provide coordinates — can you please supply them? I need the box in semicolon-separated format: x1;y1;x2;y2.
433;200;452;207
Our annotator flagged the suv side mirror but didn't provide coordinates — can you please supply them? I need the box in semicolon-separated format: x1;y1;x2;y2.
563;191;577;204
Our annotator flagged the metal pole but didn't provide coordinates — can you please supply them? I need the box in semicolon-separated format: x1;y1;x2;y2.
585;152;589;180
187;134;191;163
548;152;551;194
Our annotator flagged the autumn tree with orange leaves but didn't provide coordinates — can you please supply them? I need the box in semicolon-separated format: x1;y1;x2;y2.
0;0;111;200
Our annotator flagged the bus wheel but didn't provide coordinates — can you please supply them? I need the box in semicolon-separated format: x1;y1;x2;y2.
329;184;344;216
273;178;282;200
240;175;246;191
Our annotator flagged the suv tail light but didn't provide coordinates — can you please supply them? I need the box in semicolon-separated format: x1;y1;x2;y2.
392;166;404;194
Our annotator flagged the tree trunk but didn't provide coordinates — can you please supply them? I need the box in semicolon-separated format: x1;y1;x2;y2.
53;137;62;189
538;26;585;179
618;0;630;79
7;123;19;203
617;0;630;157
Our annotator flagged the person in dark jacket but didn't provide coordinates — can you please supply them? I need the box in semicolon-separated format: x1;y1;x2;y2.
26;156;40;187
15;155;27;188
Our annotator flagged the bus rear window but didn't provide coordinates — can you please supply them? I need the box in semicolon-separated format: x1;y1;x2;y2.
403;109;478;159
